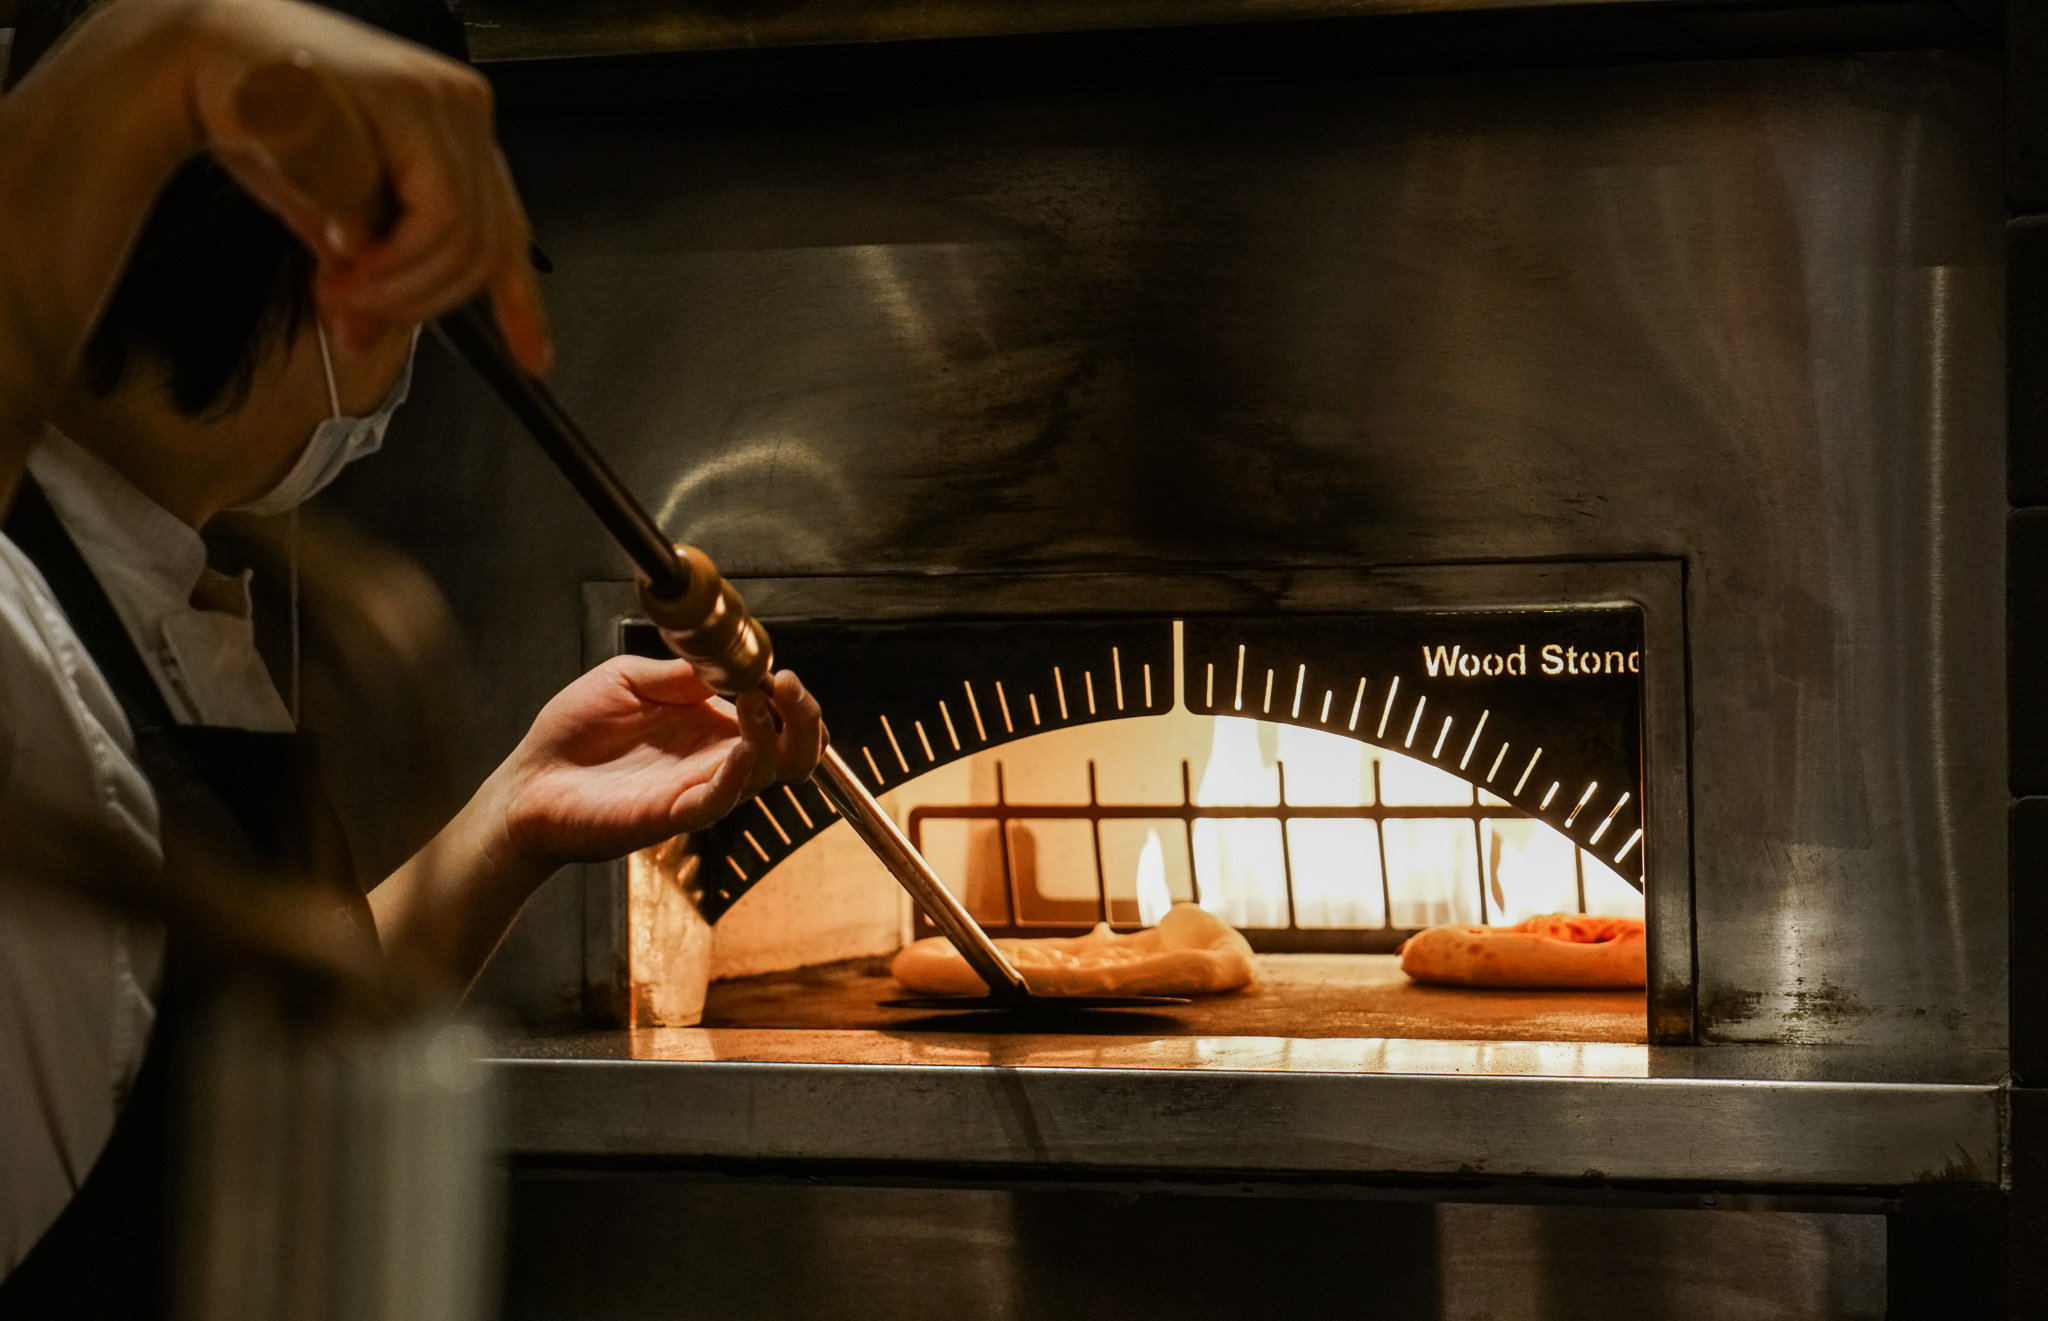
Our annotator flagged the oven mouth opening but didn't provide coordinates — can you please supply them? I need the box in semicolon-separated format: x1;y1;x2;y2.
614;596;1664;1044
642;611;1646;929
900;711;1644;954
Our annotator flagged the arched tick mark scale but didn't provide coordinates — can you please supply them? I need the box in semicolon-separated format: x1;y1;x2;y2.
658;607;1647;957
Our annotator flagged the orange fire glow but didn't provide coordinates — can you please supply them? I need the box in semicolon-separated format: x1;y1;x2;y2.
895;705;1641;933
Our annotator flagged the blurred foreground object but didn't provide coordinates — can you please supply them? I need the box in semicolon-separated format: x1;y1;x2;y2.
124;504;490;1318
177;989;496;1321
210;503;476;886
179;503;494;1320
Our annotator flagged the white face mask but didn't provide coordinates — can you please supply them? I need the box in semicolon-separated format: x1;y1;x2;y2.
232;321;416;517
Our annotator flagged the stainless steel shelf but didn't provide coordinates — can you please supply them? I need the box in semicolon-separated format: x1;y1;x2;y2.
492;1030;2003;1189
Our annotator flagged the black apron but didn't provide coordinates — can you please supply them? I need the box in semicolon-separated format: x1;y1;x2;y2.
0;477;368;1319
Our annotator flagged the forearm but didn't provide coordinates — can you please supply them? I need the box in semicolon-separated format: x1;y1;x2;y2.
369;770;556;990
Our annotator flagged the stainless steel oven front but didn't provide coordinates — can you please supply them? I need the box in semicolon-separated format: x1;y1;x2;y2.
582;561;1694;1040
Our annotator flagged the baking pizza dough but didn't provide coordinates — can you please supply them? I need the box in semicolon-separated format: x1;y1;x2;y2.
1399;914;1645;989
891;903;1258;997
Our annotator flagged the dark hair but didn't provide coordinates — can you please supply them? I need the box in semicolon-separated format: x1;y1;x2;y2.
5;0;469;417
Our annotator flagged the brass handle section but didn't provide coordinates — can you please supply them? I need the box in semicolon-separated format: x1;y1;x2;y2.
634;545;774;698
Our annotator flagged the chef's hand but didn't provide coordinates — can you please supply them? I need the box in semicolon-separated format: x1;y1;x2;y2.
372;659;819;988
187;0;550;370
490;656;824;870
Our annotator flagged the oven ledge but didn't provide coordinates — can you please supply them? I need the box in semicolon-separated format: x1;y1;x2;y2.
490;1030;2003;1191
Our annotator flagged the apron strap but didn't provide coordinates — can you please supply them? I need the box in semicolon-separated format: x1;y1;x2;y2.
3;474;177;732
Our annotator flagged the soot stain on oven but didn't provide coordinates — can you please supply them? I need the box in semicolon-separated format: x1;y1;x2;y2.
621;605;1646;947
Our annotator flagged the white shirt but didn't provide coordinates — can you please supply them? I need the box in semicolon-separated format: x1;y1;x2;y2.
30;432;294;733
0;537;160;1277
0;431;294;1276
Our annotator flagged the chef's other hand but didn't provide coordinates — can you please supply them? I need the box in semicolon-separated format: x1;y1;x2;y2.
188;0;550;370
367;657;820;988
489;655;825;872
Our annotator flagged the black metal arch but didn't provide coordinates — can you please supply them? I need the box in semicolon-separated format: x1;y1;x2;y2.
624;608;1644;923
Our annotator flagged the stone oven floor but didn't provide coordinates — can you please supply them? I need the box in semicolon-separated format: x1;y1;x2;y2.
702;952;1647;1044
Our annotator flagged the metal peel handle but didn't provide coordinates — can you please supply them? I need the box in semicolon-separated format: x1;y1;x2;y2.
811;748;1032;1002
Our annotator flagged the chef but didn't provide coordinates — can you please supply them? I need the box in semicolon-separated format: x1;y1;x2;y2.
0;0;823;1312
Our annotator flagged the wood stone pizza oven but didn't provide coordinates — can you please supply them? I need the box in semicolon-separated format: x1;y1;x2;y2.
592;565;1682;1047
322;0;2037;1311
